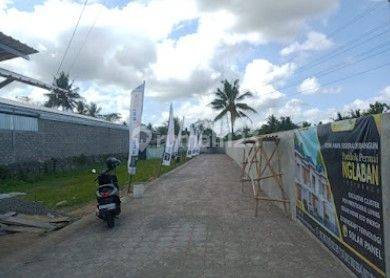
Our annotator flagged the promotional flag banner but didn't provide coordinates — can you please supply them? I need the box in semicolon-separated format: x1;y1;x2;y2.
173;116;184;157
187;126;195;158
196;130;202;155
194;131;199;156
162;104;175;166
127;81;145;174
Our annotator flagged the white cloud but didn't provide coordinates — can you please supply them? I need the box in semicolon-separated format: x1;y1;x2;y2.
151;10;231;81
276;98;328;124
298;76;341;95
341;85;390;113
280;31;333;56
0;0;10;10
374;86;390;102
298;77;320;95
196;0;339;41
0;0;198;84
241;59;295;109
175;94;215;123
0;0;343;128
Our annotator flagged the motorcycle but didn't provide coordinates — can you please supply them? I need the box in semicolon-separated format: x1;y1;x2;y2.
93;157;121;228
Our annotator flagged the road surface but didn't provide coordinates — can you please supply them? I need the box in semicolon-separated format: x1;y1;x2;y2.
0;154;351;277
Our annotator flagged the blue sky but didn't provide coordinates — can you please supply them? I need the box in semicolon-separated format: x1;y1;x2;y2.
0;0;389;132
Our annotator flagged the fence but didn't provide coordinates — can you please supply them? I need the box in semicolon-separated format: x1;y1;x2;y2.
225;113;390;277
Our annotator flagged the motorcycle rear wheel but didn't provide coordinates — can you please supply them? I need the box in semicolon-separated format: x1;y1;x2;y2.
106;213;115;228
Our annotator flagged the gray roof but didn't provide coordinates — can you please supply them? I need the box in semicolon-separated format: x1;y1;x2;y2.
0;97;127;130
0;32;38;61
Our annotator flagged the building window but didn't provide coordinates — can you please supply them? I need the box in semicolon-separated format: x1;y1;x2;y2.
296;162;301;181
303;166;310;186
0;113;38;131
311;174;316;190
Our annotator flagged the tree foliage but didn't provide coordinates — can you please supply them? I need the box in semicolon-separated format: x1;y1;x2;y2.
257;115;299;135
75;100;88;115
103;113;121;122
45;71;80;110
87;102;102;118
334;101;389;121
256;115;298;135
210;79;256;134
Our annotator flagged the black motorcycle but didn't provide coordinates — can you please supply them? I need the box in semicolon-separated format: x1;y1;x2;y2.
93;157;121;228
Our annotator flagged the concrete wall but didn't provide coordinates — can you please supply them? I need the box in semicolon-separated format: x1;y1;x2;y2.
0;118;128;167
381;113;389;275
225;130;297;216
225;113;389;275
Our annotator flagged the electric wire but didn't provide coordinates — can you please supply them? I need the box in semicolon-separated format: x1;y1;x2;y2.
253;40;390;98
286;61;390;98
68;5;102;75
55;0;88;76
280;1;382;71
295;23;390;74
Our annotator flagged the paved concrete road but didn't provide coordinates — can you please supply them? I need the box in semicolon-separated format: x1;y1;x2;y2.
0;155;351;278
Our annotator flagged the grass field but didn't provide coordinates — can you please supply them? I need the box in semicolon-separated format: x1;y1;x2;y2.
1;158;185;209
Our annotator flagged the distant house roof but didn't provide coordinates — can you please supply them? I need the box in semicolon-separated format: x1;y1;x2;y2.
0;97;127;130
0;32;38;62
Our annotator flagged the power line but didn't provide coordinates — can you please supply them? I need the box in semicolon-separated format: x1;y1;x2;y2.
295;23;390;74
286;61;390;98
311;40;390;77
55;0;88;77
254;40;390;98
68;5;102;75
281;1;382;69
256;61;390;124
326;1;379;39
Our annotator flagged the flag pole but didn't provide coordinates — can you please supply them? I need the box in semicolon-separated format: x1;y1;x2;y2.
157;141;166;177
127;80;145;195
127;174;133;194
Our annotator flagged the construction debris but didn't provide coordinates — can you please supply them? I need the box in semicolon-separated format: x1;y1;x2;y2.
0;192;26;200
55;200;68;208
0;212;71;235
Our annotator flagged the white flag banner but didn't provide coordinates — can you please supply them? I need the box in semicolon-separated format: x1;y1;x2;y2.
162;104;175;166
173;116;184;157
193;131;198;156
186;126;194;158
127;81;145;175
196;131;202;155
195;131;201;156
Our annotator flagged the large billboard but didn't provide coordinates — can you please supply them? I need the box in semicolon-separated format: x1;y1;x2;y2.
294;115;385;277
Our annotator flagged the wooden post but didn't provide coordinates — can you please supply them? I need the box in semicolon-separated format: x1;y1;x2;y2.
240;136;290;218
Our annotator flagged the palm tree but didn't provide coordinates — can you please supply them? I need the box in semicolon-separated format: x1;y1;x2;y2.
364;101;389;115
210;79;256;134
87;102;102;117
103;113;121;122
75;100;88;115
45;71;80;110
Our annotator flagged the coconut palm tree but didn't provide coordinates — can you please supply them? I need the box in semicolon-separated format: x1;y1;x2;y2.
103;113;121;122
210;79;256;134
87;102;102;118
75;100;88;115
45;71;80;110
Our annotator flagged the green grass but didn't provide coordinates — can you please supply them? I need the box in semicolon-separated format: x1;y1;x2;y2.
1;158;185;209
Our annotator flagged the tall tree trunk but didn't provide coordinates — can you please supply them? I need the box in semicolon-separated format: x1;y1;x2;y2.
230;115;234;135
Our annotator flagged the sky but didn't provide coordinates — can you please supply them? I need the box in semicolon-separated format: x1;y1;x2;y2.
0;0;389;134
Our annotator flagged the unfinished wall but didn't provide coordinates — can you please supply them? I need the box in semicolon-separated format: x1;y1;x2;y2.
225;130;297;216
225;113;389;276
